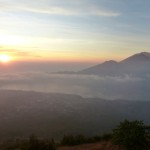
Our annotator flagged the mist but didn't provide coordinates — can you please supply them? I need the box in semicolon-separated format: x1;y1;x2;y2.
0;71;149;100
0;61;95;72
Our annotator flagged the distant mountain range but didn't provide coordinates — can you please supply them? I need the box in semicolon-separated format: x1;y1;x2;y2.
79;52;150;76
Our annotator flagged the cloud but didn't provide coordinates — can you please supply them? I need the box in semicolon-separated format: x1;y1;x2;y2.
0;72;149;100
19;6;120;17
0;49;42;58
0;0;120;17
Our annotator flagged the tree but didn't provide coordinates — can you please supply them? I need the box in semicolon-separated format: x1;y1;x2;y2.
28;135;56;150
28;134;40;150
112;120;150;150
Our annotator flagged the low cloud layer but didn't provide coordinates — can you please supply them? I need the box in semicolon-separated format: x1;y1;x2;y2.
0;72;149;100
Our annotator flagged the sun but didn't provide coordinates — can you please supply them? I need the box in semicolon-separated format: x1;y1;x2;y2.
0;54;12;63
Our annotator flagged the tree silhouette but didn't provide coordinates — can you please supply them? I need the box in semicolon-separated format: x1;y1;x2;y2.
112;120;150;150
28;134;40;150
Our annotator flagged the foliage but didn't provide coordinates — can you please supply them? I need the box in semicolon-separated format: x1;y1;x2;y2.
27;135;56;150
61;135;86;146
0;135;56;150
60;133;112;146
101;133;112;141
112;120;150;150
1;120;150;150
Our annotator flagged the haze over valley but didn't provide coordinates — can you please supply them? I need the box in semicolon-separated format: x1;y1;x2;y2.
0;52;150;100
0;90;150;139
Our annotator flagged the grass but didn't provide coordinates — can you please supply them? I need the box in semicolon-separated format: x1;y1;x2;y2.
58;141;121;150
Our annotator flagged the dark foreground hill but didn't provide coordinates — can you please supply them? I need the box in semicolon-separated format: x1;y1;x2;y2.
58;141;121;150
58;141;122;150
0;90;150;139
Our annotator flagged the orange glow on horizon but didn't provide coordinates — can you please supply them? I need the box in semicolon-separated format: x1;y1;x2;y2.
0;46;123;64
12;54;122;63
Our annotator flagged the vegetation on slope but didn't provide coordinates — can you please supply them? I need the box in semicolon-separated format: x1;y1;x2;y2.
0;120;149;150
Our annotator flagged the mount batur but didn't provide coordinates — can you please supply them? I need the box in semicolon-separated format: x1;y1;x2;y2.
79;52;150;76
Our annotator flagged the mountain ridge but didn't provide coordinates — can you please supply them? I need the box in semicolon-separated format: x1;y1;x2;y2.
121;52;150;63
79;52;150;76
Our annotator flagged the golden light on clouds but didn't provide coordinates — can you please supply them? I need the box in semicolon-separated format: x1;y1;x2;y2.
0;54;12;63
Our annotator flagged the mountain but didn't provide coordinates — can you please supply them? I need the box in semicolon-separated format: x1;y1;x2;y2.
121;52;150;63
79;60;119;75
79;52;150;76
0;90;150;139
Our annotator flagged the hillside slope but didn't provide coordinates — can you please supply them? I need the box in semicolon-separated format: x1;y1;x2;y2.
0;90;150;139
58;141;121;150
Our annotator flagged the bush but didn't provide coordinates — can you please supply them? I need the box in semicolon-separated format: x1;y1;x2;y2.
112;120;150;150
61;135;86;146
101;133;112;141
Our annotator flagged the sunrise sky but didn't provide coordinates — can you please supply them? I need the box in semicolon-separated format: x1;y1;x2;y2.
0;0;150;62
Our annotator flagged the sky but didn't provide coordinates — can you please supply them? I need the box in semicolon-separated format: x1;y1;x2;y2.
0;0;150;63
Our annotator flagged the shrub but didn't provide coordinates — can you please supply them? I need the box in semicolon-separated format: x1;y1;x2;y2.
112;120;150;150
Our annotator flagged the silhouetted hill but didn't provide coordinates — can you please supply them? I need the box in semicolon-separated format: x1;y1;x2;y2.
79;52;150;76
121;52;150;63
79;60;119;75
0;90;150;139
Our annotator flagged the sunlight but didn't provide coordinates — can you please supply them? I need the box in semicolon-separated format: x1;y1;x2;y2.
0;34;24;46
0;54;12;63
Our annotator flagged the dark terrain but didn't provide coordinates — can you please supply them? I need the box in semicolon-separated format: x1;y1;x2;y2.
0;90;149;139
